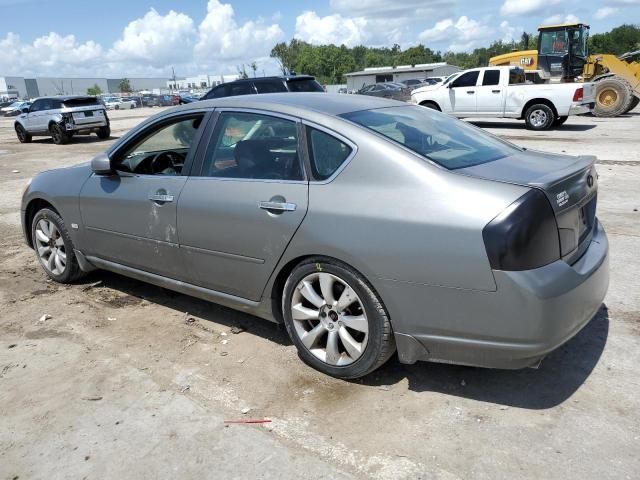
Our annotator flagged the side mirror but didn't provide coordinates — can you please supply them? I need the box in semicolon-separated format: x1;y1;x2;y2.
21;107;29;113
91;153;113;175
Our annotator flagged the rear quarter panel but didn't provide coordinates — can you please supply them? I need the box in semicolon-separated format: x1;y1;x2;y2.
505;83;584;117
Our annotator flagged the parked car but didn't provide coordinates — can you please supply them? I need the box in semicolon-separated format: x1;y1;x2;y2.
411;66;595;129
420;77;445;86
202;75;324;99
141;94;160;107
104;97;136;110
357;82;412;102
15;96;109;144
21;93;608;378
399;78;425;88
2;101;31;117
178;95;199;104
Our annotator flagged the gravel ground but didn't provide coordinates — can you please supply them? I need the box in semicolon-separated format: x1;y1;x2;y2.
0;106;639;480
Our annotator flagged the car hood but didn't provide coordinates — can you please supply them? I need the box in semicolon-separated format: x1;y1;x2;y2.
411;84;442;95
458;149;597;213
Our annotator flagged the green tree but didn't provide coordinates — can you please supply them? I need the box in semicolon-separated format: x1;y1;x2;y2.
87;84;102;96
590;24;640;55
250;61;258;77
236;64;249;79
118;78;132;93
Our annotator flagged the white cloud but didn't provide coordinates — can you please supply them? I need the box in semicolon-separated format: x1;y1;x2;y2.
419;16;519;52
109;9;196;68
543;13;581;25
330;0;456;19
594;7;619;19
194;0;283;67
294;11;369;47
500;0;561;16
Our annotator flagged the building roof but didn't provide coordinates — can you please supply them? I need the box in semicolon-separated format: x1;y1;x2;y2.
345;63;456;77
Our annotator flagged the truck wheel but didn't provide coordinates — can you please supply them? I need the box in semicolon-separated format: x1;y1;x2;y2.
524;104;555;130
624;96;639;114
15;124;32;143
594;77;634;117
97;126;111;140
553;116;568;127
49;123;70;145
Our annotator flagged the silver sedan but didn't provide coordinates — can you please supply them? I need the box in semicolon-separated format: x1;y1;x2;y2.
21;93;608;378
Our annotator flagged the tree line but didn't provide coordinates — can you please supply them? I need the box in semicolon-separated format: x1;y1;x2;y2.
270;24;640;84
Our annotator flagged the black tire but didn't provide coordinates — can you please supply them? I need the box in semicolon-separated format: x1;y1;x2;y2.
115;105;120;110
624;95;639;114
49;123;70;145
593;77;634;117
282;258;396;379
420;101;441;111
15;123;32;143
31;208;86;283
553;116;568;127
97;125;111;140
524;103;555;130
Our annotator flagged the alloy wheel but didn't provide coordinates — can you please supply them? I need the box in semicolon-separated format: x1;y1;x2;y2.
35;219;66;275
529;109;548;128
290;272;369;366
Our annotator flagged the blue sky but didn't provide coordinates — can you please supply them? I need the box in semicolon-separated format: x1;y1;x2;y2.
1;0;638;77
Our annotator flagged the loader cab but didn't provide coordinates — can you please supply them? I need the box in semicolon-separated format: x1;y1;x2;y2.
537;23;589;80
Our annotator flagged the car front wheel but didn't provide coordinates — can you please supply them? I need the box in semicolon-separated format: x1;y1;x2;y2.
31;208;86;283
15;124;32;143
282;258;395;379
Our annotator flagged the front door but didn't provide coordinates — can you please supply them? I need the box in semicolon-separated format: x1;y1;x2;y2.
178;110;308;301
79;113;206;279
448;70;480;114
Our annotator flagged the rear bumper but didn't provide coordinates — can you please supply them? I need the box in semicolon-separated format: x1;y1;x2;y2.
388;220;609;369
569;102;594;115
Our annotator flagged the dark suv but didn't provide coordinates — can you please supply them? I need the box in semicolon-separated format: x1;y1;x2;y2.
202;75;324;99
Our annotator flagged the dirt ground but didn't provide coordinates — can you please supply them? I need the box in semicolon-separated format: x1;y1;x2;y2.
1;105;639;480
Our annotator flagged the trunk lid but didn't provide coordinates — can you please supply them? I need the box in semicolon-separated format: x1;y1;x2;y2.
460;149;599;264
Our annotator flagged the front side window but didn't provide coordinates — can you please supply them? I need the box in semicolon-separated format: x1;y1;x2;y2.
29;100;43;112
113;115;204;176
341;105;519;170
307;127;352;180
451;71;479;88
200;112;302;181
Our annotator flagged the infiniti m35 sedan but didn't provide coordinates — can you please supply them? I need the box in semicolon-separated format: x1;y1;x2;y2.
21;93;609;378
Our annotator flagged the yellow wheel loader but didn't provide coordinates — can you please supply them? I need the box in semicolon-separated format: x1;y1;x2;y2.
489;23;640;117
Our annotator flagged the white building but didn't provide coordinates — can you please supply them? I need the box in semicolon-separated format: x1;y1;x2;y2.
0;76;170;99
167;74;239;91
345;63;462;91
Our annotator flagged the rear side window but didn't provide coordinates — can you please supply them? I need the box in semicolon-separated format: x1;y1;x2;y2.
255;80;287;93
482;70;500;86
451;71;479;88
287;78;324;92
62;97;99;107
307;127;352;180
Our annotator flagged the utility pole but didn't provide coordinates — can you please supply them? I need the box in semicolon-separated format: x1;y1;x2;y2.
172;67;176;92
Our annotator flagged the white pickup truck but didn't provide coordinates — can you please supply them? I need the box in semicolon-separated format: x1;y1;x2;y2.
410;66;595;130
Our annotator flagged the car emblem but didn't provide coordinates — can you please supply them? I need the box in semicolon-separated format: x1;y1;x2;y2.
587;174;594;188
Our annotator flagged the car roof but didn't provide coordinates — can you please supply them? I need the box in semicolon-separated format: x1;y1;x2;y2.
34;95;97;101
222;75;316;84
174;92;402;117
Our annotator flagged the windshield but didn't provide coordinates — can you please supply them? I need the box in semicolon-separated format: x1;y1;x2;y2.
540;29;569;55
340;106;519;170
442;74;457;85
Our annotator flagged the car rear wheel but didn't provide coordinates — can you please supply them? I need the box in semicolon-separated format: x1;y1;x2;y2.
32;208;86;283
282;258;395;379
49;123;70;145
15;124;32;143
524;104;555;130
97;125;111;140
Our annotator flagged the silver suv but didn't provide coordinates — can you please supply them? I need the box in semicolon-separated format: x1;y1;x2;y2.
15;96;110;145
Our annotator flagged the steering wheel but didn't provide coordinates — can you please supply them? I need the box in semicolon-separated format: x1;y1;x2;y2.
150;151;182;175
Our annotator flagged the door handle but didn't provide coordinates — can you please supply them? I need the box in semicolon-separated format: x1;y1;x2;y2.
149;193;174;203
466;90;475;94
259;201;296;212
492;90;501;93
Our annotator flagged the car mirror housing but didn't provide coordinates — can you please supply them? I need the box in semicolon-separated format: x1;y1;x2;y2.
22;107;29;113
90;153;113;175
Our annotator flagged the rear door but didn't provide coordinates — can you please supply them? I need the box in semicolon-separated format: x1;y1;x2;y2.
476;69;505;115
447;70;479;114
178;109;308;300
79;112;208;279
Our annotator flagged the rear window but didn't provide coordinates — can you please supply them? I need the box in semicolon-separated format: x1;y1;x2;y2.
340;106;519;170
62;97;100;107
286;78;324;92
255;79;287;93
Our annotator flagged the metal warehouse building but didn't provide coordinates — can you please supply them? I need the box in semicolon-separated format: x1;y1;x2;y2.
345;63;461;91
0;76;169;100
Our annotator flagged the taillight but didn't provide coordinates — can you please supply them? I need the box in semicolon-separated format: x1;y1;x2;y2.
482;190;560;271
573;87;583;102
